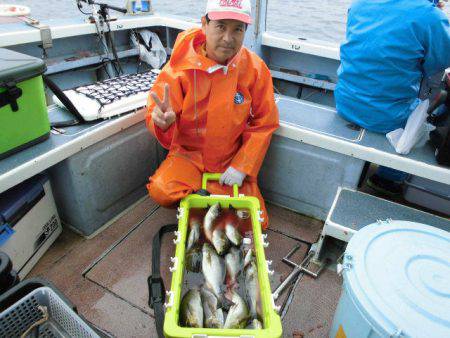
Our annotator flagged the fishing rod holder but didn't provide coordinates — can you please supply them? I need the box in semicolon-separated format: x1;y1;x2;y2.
283;245;328;278
273;244;328;301
79;0;127;15
77;0;127;24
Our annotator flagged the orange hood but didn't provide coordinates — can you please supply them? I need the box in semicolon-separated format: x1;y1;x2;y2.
169;28;243;72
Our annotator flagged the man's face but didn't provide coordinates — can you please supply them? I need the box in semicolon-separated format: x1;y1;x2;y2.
201;17;246;64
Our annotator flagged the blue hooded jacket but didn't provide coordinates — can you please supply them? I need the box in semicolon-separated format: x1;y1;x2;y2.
335;0;450;133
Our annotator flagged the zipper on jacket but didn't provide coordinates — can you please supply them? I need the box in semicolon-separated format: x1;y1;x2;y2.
194;69;199;136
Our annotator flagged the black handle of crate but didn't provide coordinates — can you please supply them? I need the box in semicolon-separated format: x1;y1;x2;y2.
0;83;22;112
148;223;178;338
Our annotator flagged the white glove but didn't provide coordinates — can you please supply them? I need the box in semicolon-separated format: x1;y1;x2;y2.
219;166;246;187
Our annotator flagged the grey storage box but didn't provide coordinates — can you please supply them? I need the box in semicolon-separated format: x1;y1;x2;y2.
259;97;365;220
404;175;450;216
259;136;364;220
50;122;158;237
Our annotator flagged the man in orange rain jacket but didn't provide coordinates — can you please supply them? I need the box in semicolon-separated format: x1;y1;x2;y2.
146;0;279;229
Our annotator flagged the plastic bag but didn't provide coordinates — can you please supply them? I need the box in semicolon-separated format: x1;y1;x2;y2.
131;30;167;69
386;99;436;154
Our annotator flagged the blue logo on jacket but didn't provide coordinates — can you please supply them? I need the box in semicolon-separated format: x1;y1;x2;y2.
234;92;244;104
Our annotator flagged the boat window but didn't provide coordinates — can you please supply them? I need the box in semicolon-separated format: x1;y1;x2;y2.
4;1;450;29
267;0;450;45
266;0;349;44
1;0;128;21
152;0;206;20
1;0;205;22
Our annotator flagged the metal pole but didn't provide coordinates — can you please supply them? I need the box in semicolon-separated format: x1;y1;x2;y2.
245;0;267;57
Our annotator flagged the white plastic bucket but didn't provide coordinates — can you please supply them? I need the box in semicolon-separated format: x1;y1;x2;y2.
330;220;450;338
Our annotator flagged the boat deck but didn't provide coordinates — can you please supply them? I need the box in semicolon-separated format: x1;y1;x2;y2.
28;198;342;337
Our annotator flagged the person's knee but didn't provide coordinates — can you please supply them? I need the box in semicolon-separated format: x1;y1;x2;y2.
147;179;176;207
147;174;195;207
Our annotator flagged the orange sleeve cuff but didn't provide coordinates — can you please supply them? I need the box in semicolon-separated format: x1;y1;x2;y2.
155;123;175;149
147;118;175;150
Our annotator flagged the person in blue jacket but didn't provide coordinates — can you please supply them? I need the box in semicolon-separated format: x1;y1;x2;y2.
335;0;450;195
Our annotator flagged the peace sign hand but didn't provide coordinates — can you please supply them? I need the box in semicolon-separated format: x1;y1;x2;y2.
150;84;176;131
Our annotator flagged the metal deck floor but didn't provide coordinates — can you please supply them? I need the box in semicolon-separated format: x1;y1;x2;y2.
28;198;341;337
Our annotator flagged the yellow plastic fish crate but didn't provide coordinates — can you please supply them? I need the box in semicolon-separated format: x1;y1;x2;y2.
164;174;282;338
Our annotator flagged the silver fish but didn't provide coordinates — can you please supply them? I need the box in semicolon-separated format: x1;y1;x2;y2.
200;288;224;328
236;209;250;220
246;318;263;329
204;203;221;243
186;220;201;251
212;229;230;255
244;260;261;319
225;246;242;287
180;290;203;328
225;224;242;247
202;243;225;302
223;290;249;329
186;245;202;273
243;248;253;268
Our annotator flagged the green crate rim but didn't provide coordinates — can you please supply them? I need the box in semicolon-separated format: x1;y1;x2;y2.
163;174;282;338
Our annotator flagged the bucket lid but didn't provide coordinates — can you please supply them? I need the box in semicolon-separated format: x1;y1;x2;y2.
0;48;46;85
343;220;450;338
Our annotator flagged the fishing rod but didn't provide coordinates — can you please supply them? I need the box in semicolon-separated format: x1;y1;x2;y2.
76;0;127;75
77;0;127;16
